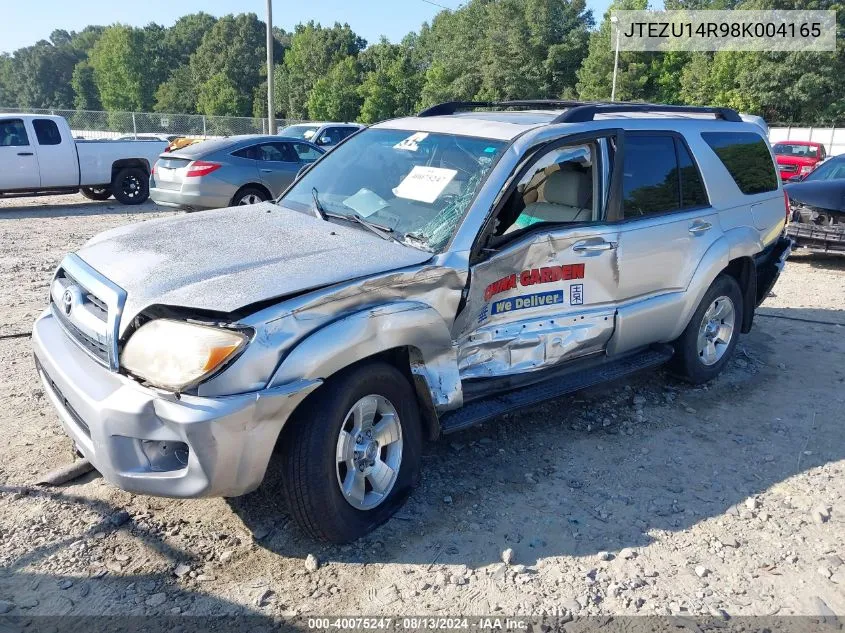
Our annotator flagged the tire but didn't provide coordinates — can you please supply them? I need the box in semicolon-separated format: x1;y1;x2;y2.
111;167;149;205
80;186;112;201
280;361;422;543
671;274;744;384
231;187;269;206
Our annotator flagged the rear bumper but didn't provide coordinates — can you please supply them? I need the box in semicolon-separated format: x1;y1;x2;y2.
32;308;320;498
754;235;793;306
149;182;233;211
786;221;845;254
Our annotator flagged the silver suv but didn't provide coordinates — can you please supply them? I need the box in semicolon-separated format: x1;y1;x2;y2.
32;101;792;543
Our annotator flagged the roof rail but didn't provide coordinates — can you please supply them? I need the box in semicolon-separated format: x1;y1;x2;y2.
554;103;743;123
417;99;605;117
416;100;743;123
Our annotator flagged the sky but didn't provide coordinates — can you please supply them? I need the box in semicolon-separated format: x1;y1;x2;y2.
1;0;614;53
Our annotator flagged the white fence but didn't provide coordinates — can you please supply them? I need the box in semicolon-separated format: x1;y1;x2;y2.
769;126;845;157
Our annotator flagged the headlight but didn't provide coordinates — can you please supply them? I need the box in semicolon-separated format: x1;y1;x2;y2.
800;165;814;175
120;319;248;391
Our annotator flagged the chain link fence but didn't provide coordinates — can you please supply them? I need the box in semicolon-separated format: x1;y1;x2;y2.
0;107;305;139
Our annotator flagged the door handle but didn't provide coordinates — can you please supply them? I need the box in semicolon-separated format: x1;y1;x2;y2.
17;152;33;156
260;169;273;173
688;221;712;236
572;240;617;253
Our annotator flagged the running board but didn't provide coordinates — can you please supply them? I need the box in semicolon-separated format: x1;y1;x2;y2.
439;345;674;435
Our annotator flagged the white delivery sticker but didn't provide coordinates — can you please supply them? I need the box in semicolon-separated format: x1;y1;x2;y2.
393;132;429;152
342;188;389;217
392;166;457;204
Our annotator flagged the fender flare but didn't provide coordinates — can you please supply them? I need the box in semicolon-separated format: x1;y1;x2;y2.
268;301;462;427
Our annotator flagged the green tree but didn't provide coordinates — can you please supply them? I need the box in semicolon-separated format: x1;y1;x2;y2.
71;60;101;110
197;72;249;116
163;13;217;67
89;25;165;111
0;54;15;107
189;13;271;116
154;65;198;113
283;22;366;118
307;56;362;121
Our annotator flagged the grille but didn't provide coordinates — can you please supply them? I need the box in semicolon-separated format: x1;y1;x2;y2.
51;270;111;366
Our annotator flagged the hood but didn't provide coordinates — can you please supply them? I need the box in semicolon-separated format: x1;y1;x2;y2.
776;154;819;167
784;180;845;214
76;203;432;328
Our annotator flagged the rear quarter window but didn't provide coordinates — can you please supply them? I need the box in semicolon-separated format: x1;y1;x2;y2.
701;132;778;195
33;119;62;145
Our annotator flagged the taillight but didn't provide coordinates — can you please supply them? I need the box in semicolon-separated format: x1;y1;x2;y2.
186;160;222;178
783;189;790;224
151;161;157;176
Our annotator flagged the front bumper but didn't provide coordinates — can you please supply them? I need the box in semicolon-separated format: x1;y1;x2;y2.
786;221;845;254
32;309;320;498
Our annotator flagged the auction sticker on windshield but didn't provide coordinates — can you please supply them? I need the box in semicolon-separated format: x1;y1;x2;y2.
393;166;457;204
393;132;429;152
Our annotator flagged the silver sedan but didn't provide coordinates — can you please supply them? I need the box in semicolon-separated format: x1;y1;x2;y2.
150;135;324;211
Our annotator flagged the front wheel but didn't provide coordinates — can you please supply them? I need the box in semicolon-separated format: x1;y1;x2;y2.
111;167;149;205
671;274;743;384
80;186;112;201
280;362;422;543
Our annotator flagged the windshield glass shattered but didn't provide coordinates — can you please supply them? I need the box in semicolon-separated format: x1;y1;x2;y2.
279;128;506;252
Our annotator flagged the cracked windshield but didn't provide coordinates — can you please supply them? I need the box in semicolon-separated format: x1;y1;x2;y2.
280;128;506;251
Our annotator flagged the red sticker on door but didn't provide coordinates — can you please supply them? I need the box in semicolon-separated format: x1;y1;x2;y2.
484;264;585;301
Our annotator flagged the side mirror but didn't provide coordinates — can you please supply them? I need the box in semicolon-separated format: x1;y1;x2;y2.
318;136;332;146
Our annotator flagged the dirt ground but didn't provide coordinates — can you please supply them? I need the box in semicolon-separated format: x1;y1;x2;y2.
0;193;843;623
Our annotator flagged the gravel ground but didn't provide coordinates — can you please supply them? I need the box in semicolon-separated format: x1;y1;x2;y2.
0;193;843;621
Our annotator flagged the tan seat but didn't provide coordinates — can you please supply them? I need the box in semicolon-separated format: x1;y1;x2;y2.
520;166;592;224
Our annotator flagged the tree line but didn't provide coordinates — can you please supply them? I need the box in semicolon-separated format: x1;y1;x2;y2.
0;0;843;125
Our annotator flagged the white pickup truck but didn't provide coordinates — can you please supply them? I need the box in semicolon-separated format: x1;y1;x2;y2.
0;114;167;205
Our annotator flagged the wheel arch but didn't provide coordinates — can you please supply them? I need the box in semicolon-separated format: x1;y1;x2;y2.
111;158;150;181
269;301;462;441
231;183;272;206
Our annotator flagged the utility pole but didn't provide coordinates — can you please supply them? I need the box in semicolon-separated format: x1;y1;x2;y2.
266;0;276;135
610;15;620;102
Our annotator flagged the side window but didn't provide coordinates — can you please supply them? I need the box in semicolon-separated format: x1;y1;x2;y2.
677;140;708;208
257;142;298;162
293;142;321;161
0;119;30;147
622;135;679;218
33;119;62;145
232;145;258;160
495;142;600;235
701;132;778;195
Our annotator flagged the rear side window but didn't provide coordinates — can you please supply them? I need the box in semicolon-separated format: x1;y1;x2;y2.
702;132;778;195
232;146;258;159
622;136;679;217
33;119;62;145
677;141;708;208
0;119;29;146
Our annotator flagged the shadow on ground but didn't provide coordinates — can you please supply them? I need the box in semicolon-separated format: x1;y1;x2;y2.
227;305;845;570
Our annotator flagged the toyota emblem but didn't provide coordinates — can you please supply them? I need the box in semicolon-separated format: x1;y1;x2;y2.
62;289;74;316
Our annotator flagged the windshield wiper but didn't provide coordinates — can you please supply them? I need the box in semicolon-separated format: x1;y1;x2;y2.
311;188;327;221
346;213;404;244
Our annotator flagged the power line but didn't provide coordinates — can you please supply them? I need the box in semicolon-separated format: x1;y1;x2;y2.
420;0;453;10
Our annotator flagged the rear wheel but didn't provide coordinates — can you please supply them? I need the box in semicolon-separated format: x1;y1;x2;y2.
80;186;112;201
280;362;422;543
671;274;743;384
232;187;269;206
111;167;149;205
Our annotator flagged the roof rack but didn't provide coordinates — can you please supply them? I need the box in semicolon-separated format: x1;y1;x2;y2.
417;100;600;117
417;100;743;123
554;103;743;123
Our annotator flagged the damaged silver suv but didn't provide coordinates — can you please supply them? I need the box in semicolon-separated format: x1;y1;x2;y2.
33;101;792;542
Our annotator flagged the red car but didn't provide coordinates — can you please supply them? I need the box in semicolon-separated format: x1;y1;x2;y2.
772;140;827;181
